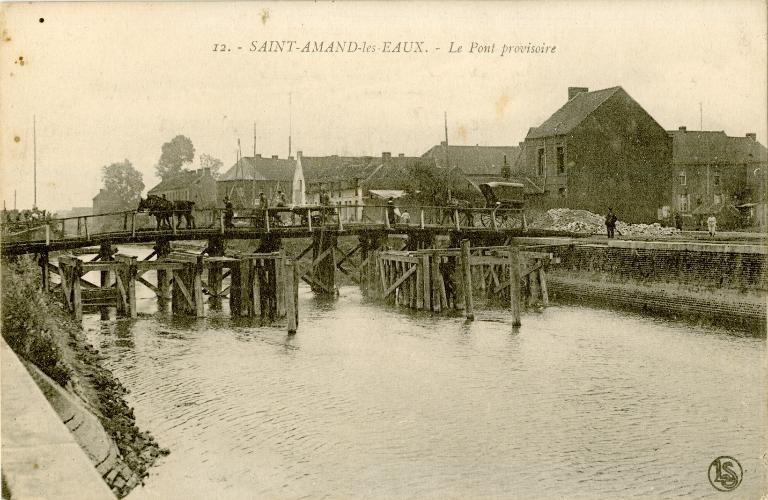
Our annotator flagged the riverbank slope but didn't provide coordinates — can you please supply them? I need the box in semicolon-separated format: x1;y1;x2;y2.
1;256;168;497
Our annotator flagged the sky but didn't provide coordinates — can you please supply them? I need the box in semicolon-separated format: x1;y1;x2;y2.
1;1;766;212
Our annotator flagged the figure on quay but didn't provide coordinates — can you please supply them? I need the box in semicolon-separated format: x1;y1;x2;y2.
605;207;618;239
707;213;717;237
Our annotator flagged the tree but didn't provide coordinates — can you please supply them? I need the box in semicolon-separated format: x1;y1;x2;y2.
199;153;223;178
102;160;144;208
155;135;195;179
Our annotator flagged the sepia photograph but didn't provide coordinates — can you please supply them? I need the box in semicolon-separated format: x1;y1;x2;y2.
0;1;766;498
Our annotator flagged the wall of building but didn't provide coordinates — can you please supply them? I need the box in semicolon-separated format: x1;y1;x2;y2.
519;91;673;222
566;92;673;222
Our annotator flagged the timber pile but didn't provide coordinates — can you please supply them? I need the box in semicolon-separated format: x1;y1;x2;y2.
530;208;681;237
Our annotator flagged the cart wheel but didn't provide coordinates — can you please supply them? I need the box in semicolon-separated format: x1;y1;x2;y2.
480;213;493;228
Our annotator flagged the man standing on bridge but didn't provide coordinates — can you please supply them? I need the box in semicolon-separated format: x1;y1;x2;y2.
223;196;234;228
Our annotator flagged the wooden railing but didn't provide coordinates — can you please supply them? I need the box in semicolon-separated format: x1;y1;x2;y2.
1;203;528;249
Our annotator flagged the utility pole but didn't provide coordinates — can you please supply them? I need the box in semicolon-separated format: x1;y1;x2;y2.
288;92;293;159
444;111;449;168
33;115;37;208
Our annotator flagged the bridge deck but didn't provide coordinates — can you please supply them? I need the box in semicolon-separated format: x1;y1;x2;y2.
1;223;581;256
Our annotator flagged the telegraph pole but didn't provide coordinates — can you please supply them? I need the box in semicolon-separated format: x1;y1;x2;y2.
444;111;449;168
33;115;37;208
288;92;293;158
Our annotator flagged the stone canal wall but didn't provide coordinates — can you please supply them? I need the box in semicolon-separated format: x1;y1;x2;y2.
527;239;767;332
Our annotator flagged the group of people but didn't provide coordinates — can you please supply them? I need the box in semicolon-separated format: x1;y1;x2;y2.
222;190;290;228
386;197;410;225
606;208;718;238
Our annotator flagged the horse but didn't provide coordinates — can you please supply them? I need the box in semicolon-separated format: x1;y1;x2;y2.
138;195;173;229
138;196;197;229
172;200;196;229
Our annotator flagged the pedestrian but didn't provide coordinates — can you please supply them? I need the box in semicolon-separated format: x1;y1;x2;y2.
223;195;234;228
275;190;287;207
707;213;717;237
674;211;683;232
605;207;618;239
386;197;397;225
400;210;411;225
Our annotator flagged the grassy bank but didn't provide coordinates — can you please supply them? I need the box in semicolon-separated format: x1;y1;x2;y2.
1;256;168;497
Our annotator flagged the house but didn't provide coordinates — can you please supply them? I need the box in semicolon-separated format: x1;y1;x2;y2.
147;168;217;208
421;143;521;181
300;154;381;221
515;86;673;222
359;154;479;222
217;155;298;208
92;189;126;231
300;152;478;222
667;127;768;222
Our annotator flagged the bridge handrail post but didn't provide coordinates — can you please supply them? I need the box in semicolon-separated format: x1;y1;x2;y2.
420;209;425;229
454;208;460;231
265;208;271;233
492;207;499;231
84;217;89;240
45;224;50;246
131;212;137;237
172;212;177;235
308;210;313;232
338;203;344;231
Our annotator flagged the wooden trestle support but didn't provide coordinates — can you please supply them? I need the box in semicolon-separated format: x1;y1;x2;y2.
52;246;300;332
360;240;555;326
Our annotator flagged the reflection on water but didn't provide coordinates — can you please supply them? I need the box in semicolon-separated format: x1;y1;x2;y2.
82;258;766;499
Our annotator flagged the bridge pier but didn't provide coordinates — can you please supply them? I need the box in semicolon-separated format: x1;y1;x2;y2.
37;251;50;293
367;243;554;325
155;240;172;305
204;237;225;309
359;232;387;300
311;231;337;296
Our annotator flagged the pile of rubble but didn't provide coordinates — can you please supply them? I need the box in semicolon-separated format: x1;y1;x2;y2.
531;208;681;237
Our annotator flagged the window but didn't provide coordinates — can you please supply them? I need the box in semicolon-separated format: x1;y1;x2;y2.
678;194;690;212
537;148;545;176
713;173;720;187
558;187;567;198
556;147;565;174
679;171;686;186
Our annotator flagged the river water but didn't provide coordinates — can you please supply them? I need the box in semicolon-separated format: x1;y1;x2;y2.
80;252;766;499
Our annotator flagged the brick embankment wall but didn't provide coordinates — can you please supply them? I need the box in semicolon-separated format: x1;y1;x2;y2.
539;241;767;333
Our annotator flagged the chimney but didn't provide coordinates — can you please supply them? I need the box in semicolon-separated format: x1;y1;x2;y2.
272;155;278;159
297;150;303;159
746;133;756;141
440;141;447;147
255;154;262;158
679;126;687;132
398;153;405;158
568;87;589;100
382;152;391;160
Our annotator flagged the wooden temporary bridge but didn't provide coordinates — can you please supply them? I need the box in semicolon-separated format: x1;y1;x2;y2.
43;235;556;332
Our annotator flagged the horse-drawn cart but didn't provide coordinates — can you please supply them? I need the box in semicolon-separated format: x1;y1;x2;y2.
478;182;527;230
